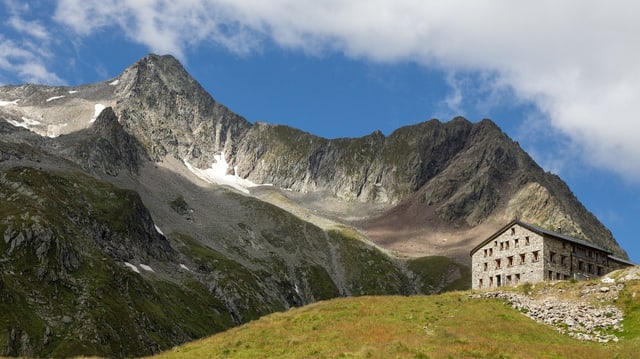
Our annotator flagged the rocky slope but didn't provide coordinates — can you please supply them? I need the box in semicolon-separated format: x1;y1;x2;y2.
0;104;467;356
0;53;630;356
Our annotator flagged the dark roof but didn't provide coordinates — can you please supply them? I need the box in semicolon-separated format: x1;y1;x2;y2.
608;255;636;266
470;219;612;256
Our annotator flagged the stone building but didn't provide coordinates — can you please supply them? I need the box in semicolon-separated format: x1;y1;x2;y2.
470;219;633;290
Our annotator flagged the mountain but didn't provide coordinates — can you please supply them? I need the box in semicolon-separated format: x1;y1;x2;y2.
109;55;626;260
0;54;628;357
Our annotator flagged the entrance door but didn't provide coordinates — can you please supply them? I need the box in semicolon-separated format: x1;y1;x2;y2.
496;275;501;287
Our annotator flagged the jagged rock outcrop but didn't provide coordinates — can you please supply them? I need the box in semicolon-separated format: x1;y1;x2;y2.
231;118;474;203
58;107;143;176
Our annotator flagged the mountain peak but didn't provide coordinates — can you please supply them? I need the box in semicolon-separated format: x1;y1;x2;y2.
114;54;252;165
117;53;197;97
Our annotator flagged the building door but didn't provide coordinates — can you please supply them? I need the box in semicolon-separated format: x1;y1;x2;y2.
496;275;501;287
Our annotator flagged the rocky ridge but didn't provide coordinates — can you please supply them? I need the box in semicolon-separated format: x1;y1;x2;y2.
103;55;627;260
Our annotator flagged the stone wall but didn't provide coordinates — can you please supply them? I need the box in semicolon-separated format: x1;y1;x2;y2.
542;236;573;281
472;224;545;289
472;222;623;289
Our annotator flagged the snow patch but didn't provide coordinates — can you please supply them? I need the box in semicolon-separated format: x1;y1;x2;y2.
179;263;191;271
154;224;165;236
46;95;65;102
109;79;119;86
0;99;19;106
140;264;154;272
183;151;266;194
68;90;78;94
7;117;40;129
124;262;140;273
5;116;67;138
90;104;106;123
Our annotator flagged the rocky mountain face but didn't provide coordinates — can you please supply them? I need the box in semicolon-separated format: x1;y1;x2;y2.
0;54;628;357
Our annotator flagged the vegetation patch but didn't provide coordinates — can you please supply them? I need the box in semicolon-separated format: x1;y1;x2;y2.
152;288;640;359
407;256;471;293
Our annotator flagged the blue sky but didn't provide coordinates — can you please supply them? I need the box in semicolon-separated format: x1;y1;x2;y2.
1;1;639;262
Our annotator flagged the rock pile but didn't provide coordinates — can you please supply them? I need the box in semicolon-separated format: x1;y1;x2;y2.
470;280;625;342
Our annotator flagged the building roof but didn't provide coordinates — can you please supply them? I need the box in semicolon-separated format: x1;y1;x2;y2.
608;255;636;266
470;219;612;256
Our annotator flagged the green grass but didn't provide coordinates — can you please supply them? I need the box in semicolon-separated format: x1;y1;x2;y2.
151;287;640;359
328;228;409;296
407;256;471;293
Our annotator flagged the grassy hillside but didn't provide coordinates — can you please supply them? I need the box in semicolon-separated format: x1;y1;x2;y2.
152;273;640;359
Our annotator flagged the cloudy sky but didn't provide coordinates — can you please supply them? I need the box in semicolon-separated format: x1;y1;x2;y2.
2;0;639;261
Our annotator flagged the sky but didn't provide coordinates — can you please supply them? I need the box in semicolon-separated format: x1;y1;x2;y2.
1;0;639;261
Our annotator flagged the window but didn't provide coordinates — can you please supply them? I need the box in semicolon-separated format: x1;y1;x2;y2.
514;238;519;248
489;248;493;256
495;259;501;269
489;277;494;287
479;278;483;288
578;261;584;271
556;272;562;280
525;236;530;245
494;241;498;247
588;264;593;274
532;251;539;262
506;275;512;284
550;252;556;263
598;266;604;275
484;249;487;257
560;255;567;266
548;270;553;280
505;241;510;250
520;254;526;264
511;228;516;235
508;256;514;266
483;262;488;271
515;273;521;283
500;242;504;250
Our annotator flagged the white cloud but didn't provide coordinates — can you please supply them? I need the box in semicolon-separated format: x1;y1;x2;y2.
54;0;260;61
52;0;640;181
8;16;50;41
0;36;63;84
0;1;62;85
